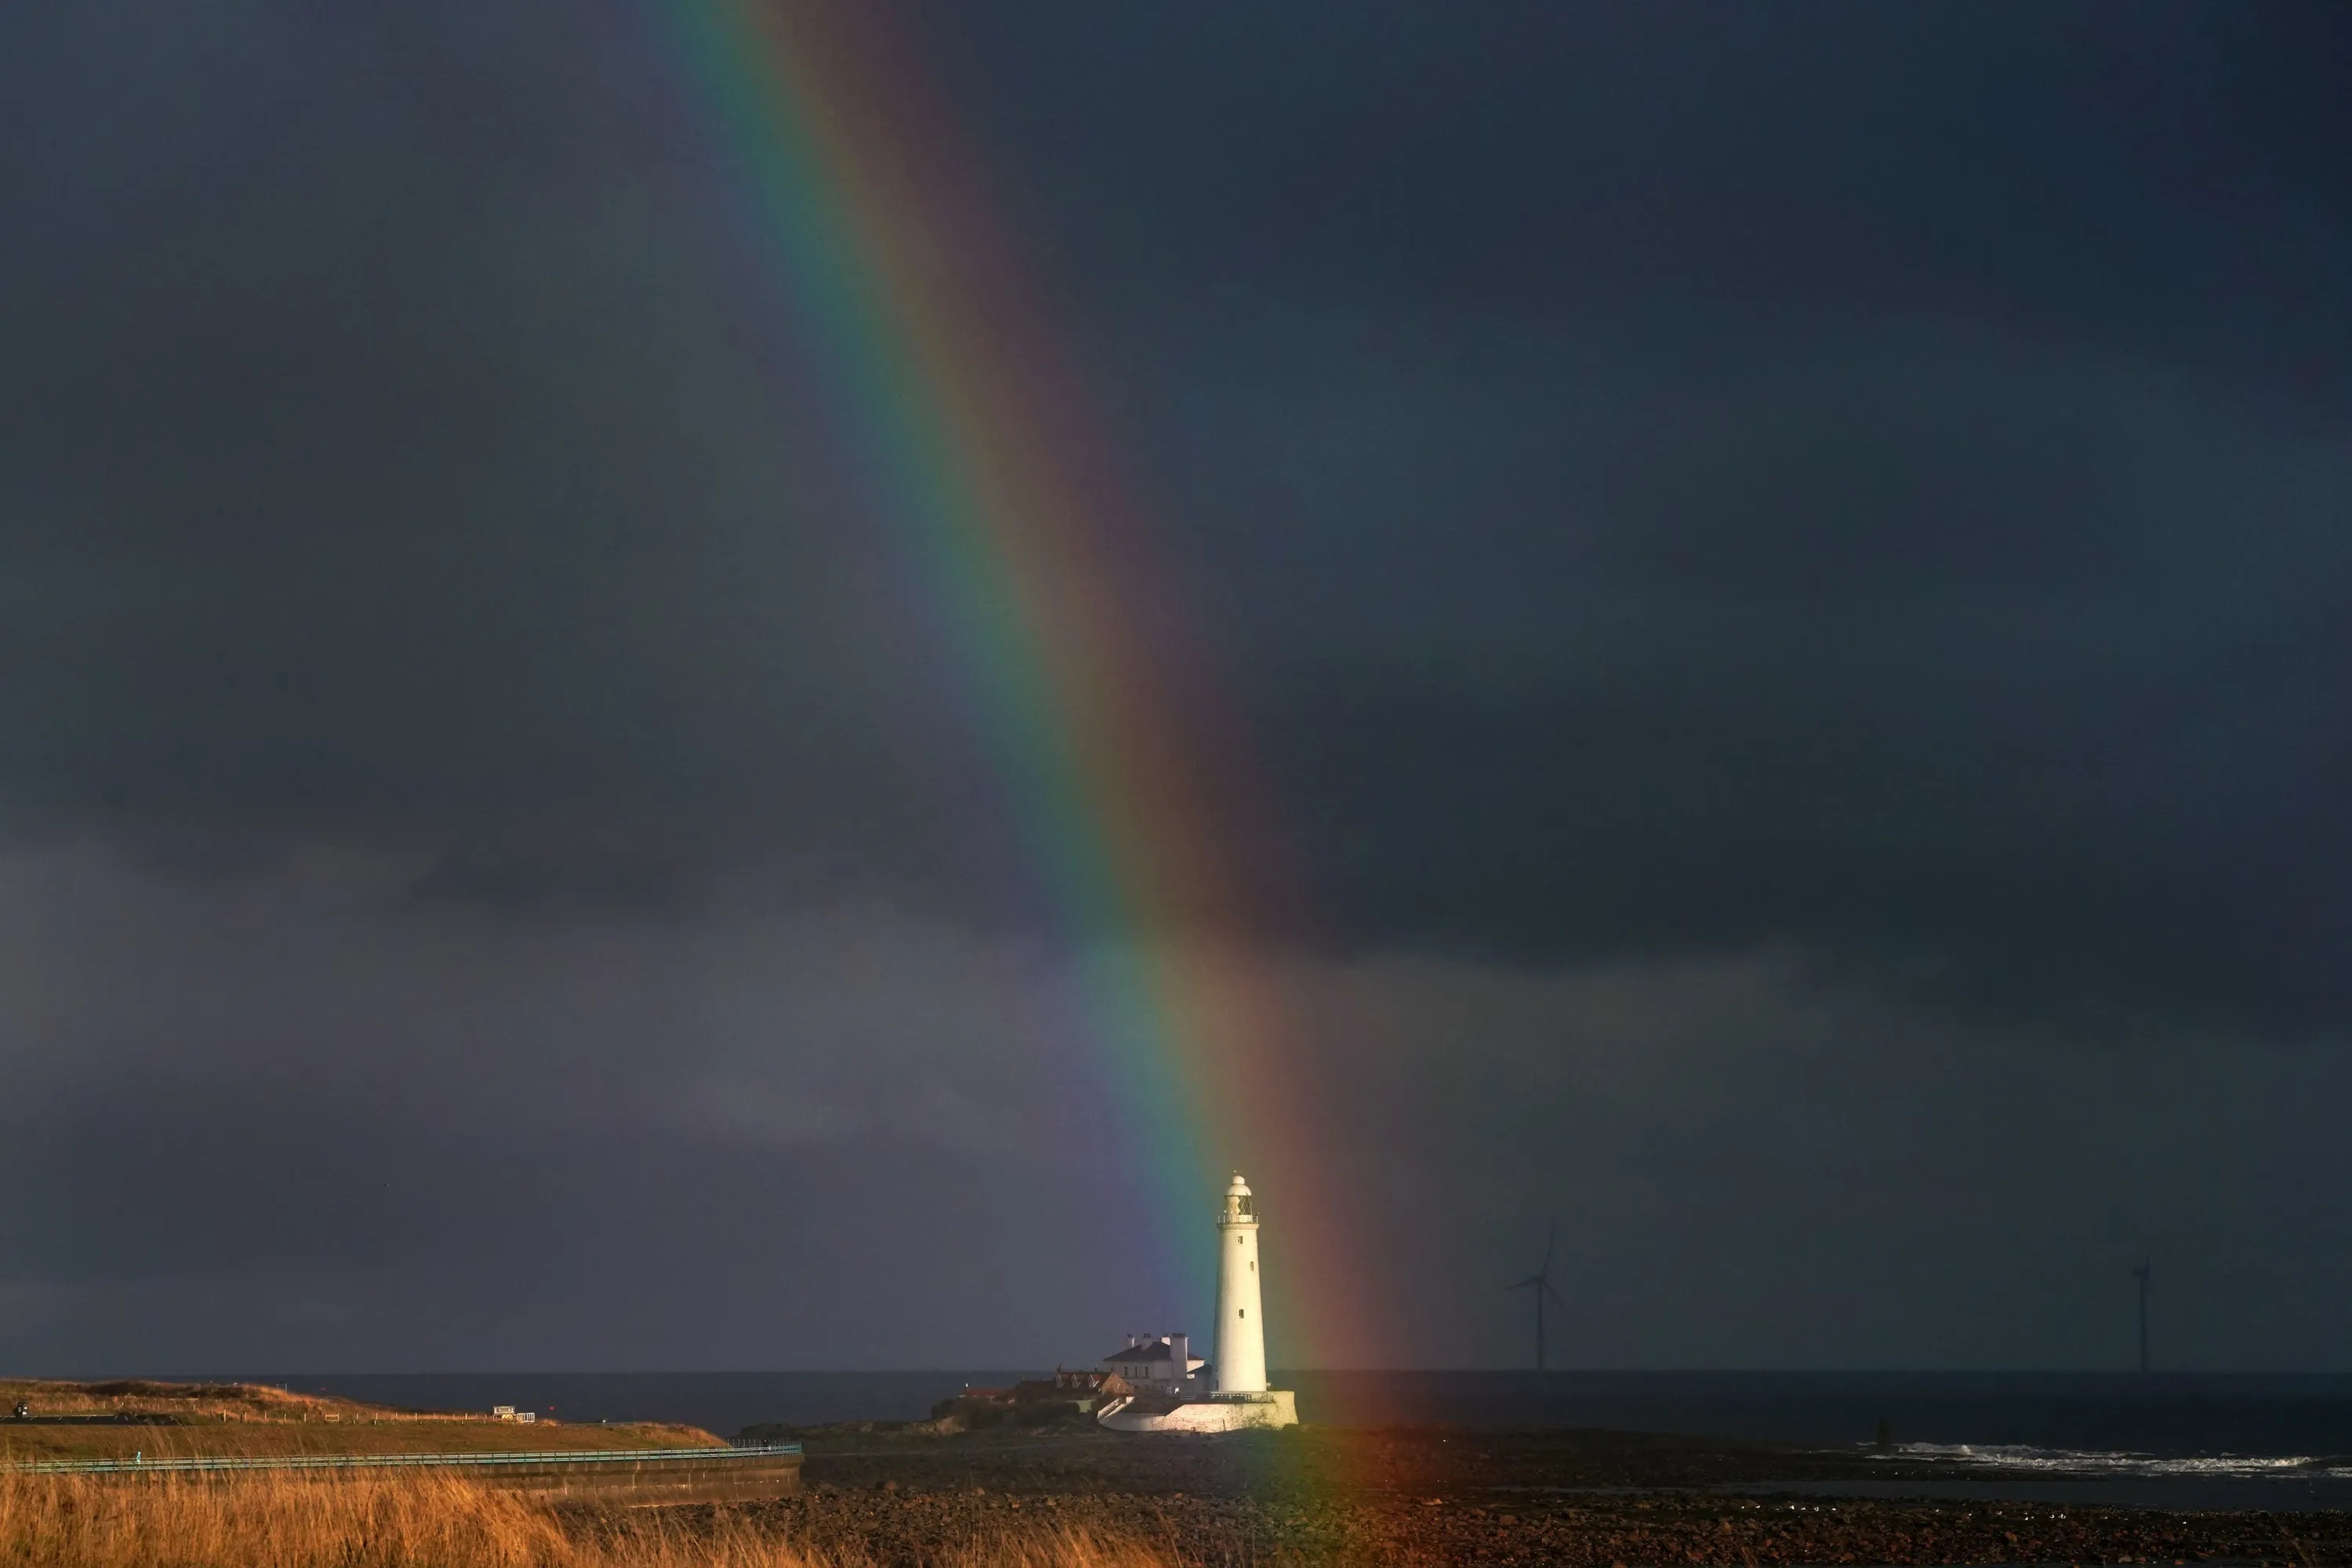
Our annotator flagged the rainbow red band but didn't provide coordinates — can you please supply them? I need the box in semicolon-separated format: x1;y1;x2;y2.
655;0;1374;1367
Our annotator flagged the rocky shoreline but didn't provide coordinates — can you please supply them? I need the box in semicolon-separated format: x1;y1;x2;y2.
684;1425;2352;1564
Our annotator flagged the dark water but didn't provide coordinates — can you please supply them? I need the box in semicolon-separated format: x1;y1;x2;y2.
1285;1370;2352;1457
216;1370;2352;1511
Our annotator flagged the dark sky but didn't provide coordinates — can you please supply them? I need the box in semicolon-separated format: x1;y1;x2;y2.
3;0;2351;1373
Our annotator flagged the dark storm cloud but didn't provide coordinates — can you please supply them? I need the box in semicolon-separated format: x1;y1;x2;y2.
1208;324;2352;1033
0;0;1024;914
2;2;2348;1027
925;0;2352;1036
3;2;2349;1039
0;851;1160;1368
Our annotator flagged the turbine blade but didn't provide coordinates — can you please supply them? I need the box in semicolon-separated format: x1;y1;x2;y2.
1542;1221;1557;1277
1544;1280;1572;1314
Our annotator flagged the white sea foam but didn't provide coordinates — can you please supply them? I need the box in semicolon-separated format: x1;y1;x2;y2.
1881;1442;2349;1479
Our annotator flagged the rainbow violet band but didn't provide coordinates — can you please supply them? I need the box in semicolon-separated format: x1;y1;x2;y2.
652;0;1371;1366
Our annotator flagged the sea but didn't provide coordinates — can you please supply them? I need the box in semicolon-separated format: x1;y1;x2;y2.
214;1370;2352;1512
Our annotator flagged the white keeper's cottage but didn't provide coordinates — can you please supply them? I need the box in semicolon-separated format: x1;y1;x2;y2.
1100;1333;1206;1394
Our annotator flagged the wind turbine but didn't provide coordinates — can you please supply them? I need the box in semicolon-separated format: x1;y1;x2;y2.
2131;1258;2152;1374
1507;1224;1571;1372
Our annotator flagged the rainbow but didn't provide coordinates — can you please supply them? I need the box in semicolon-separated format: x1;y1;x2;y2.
652;1;1377;1367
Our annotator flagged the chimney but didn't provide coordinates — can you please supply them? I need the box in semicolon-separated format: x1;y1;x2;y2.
1169;1333;1189;1372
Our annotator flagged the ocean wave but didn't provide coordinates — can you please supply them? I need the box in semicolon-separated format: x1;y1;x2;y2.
1880;1442;2351;1478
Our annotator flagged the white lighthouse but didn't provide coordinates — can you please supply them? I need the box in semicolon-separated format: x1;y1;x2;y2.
1214;1172;1267;1393
1096;1171;1298;1432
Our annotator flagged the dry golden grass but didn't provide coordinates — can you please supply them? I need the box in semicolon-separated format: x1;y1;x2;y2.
0;1471;1181;1568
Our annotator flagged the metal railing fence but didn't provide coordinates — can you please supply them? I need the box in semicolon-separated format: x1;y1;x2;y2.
4;1443;802;1476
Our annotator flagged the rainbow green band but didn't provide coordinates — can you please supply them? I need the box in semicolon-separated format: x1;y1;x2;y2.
654;0;1363;1365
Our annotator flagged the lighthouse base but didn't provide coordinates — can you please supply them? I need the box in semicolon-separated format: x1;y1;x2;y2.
1095;1391;1298;1433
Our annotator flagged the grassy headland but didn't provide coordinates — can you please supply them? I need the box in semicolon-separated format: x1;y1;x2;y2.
0;1379;721;1461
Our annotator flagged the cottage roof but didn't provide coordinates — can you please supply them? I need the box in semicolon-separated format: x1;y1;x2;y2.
1103;1340;1176;1363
